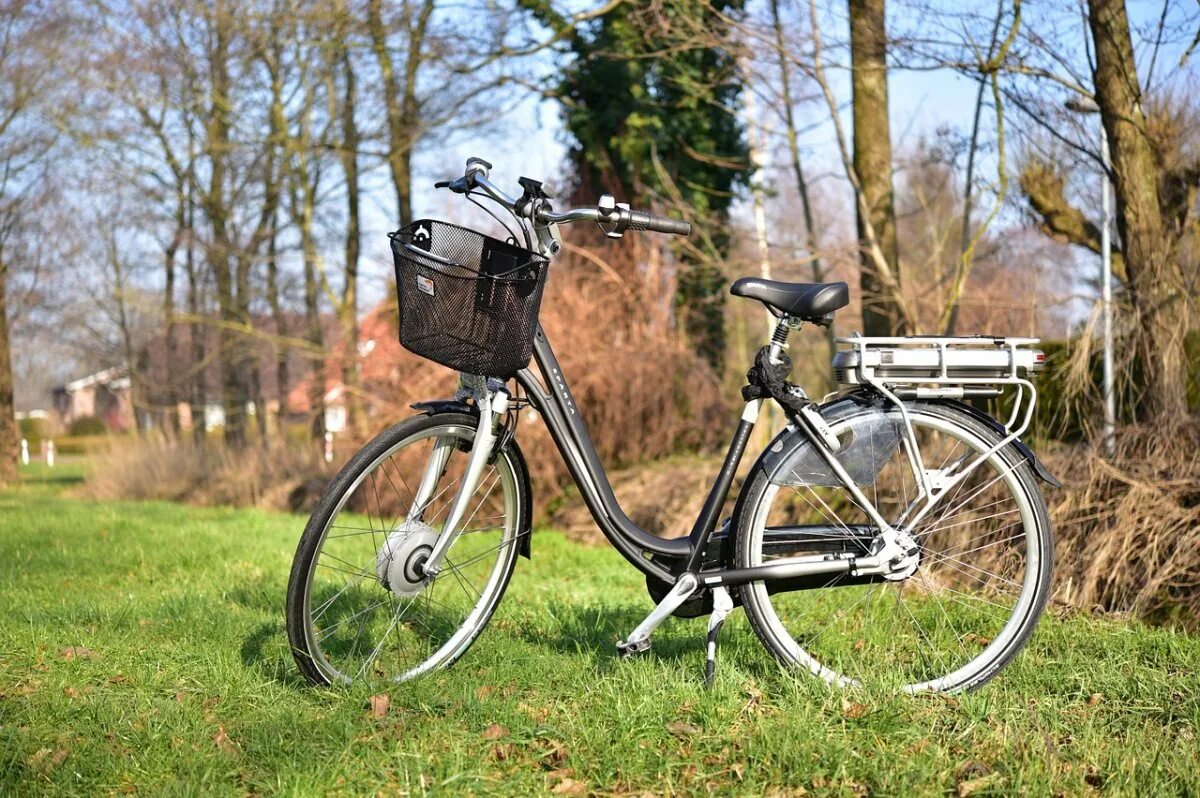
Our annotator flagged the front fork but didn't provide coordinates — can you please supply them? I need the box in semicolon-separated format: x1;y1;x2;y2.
414;380;509;579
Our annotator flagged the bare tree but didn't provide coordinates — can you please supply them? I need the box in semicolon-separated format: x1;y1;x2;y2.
0;1;70;483
1087;0;1191;420
849;0;905;336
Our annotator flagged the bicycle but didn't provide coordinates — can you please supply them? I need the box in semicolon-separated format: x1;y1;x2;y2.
285;156;1059;693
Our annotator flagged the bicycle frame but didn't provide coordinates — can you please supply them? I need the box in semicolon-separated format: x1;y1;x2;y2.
513;324;900;590
413;160;1033;597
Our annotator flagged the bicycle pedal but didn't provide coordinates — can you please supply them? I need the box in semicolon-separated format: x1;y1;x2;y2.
616;638;651;658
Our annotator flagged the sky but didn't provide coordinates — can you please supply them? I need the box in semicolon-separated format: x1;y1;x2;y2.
376;1;1196;334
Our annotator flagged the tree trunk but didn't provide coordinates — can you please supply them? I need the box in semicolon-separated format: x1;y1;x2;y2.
185;198;207;446
338;30;366;438
367;0;430;226
1088;0;1190;420
264;25;288;436
849;0;904;336
772;0;835;367
0;264;19;486
205;0;245;448
266;222;288;433
300;185;326;445
292;123;326;445
163;221;182;438
108;232;145;436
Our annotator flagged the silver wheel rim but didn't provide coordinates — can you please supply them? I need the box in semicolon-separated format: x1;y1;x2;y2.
300;423;521;684
745;409;1044;693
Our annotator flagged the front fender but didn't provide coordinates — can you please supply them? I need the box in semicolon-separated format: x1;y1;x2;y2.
409;398;533;559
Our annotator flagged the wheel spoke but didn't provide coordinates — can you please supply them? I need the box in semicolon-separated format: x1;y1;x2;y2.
745;407;1045;692
295;422;520;685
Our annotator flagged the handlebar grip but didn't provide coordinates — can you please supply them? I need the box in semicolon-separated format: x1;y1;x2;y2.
626;209;691;236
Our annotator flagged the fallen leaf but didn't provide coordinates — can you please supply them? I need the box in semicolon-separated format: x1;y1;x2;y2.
368;694;390;719
108;674;129;684
666;720;701;738
852;638;865;651
174;692;186;704
957;773;1001;797
551;776;586;795
63;687;81;699
29;747;69;773
489;742;518;762
841;699;869;719
213;726;237;755
60;646;95;661
1086;693;1103;706
764;787;807;797
483;723;508;740
540;740;569;767
475;685;495;700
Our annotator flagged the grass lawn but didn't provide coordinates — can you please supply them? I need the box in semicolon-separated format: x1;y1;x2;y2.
1;464;1198;796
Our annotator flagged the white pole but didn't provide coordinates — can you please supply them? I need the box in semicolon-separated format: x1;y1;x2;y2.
1100;128;1115;456
46;440;55;468
20;438;29;466
743;86;774;292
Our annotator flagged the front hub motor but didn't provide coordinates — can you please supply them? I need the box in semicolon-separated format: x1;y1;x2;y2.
376;520;440;597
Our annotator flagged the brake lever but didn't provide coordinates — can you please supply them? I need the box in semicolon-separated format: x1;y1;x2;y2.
435;176;472;194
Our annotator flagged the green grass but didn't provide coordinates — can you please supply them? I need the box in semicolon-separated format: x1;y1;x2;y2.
1;468;1198;796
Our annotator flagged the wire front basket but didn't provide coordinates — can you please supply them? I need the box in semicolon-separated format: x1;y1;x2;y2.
390;219;549;378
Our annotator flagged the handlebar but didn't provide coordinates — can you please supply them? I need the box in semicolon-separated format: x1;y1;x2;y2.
435;158;691;241
625;209;691;236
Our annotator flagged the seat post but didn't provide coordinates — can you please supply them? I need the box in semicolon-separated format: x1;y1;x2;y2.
767;315;795;364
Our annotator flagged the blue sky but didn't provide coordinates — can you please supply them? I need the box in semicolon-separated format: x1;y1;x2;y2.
357;1;1197;318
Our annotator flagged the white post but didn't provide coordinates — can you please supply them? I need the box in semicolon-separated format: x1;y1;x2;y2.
741;73;781;439
46;440;55;468
743;82;774;324
1100;129;1115;456
323;431;334;464
20;438;29;466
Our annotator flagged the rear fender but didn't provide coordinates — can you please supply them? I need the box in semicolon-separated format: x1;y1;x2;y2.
928;399;1062;488
409;399;533;559
726;390;1060;566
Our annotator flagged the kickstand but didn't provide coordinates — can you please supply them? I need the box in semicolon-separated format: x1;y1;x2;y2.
703;587;734;689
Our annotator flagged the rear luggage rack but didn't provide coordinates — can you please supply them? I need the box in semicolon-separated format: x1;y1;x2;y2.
833;335;1044;399
827;334;1045;521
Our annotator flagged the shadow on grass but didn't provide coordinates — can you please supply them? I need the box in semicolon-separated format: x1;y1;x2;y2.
20;468;85;487
240;620;310;689
506;601;717;669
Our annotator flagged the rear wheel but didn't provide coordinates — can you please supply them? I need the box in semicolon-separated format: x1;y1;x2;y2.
735;401;1053;692
286;412;528;686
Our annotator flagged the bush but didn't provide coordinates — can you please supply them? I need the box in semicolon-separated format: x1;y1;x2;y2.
81;439;330;511
1044;421;1200;628
68;416;108;436
18;417;49;446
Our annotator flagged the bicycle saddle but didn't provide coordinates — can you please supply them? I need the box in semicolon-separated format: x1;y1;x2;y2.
730;277;850;320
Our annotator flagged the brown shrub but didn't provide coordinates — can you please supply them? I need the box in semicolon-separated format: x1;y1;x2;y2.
362;237;733;504
1043;422;1200;627
546;454;730;542
80;438;331;512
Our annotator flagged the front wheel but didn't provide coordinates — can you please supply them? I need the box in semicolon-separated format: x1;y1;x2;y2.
735;400;1053;693
286;412;529;686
